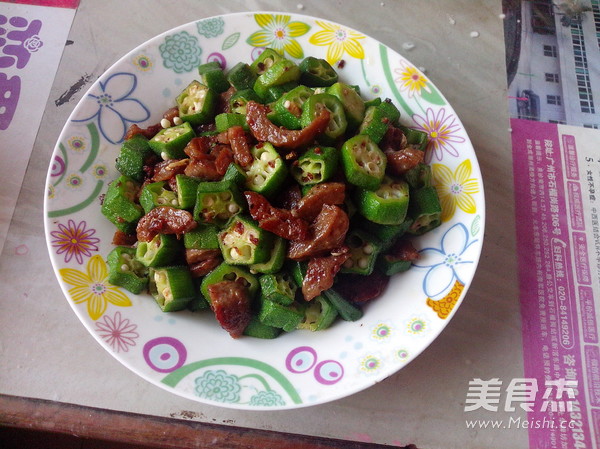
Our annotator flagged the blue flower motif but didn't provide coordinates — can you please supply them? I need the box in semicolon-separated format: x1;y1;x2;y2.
194;370;241;403
413;223;478;299
73;72;150;144
160;31;202;73
249;390;285;406
196;17;225;38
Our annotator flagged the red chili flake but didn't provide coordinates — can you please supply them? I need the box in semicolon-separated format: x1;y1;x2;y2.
234;221;245;234
256;142;264;148
268;160;276;168
337;59;346;69
249;234;260;245
314;147;322;154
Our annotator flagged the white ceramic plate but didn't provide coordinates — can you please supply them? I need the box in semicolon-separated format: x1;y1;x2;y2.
44;11;485;410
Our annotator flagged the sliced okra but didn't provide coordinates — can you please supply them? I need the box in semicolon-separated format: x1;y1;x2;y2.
357;215;414;250
149;266;196;312
291;145;339;185
244;142;287;198
229;88;262;114
101;175;144;234
139;181;180;213
218;215;274;265
183;223;220;250
355;176;410;225
250;236;287;274
250;48;284;75
273;85;314;130
376;251;413;275
115;134;153;182
227;62;258;91
377;99;401;126
135;233;182;268
261;81;299;103
288;260;307;288
407;186;442;235
341;134;386;190
299;56;338;87
404;163;433;190
200;262;259;304
358;105;391;144
177;80;217;126
198;61;230;94
341;228;382;275
300;93;347;144
398;125;428;151
194;179;245;225
258;272;297;305
175;174;200;210
297;295;338;331
148;121;195;160
215;112;249;132
257;296;304;332
326;82;365;131
106;246;148;294
323;289;363;322
253;59;300;99
243;316;282;339
222;162;247;188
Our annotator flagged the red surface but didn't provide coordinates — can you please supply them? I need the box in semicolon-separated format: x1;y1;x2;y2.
1;0;80;9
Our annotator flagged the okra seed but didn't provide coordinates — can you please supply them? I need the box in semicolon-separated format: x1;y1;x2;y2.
171;199;178;206
173;116;183;125
161;152;169;160
228;204;239;213
260;151;270;161
120;264;129;272
157;197;166;205
203;197;214;206
364;244;374;255
254;174;265;185
358;258;369;269
122;253;131;261
220;192;231;201
284;100;291;109
160;118;171;129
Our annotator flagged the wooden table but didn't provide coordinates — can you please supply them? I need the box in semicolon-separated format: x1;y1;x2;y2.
0;1;524;447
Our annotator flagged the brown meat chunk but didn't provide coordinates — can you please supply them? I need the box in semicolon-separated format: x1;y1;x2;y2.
189;257;222;278
245;191;310;241
292;182;345;221
385;147;425;176
136;206;197;242
288;205;349;260
111;230;137;246
207;280;252;338
227;125;254;168
124;123;162;141
334;271;390;304
302;248;350;301
246;101;330;149
152;158;188;182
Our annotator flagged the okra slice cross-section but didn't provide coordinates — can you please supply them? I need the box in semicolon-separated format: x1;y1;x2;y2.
135;233;181;268
218;215;274;265
407;185;442;235
194;179;245;225
355;176;410;225
341;228;382;276
341;134;387;190
177;80;217;126
300;93;347;144
291;145;339;186
244;142;287;198
106;246;148;294
139;181;180;213
101;175;144;234
149;266;196;312
148;121;195;160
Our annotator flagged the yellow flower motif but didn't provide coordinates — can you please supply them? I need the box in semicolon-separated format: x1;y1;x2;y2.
309;20;365;65
247;14;310;59
59;255;131;320
432;159;479;222
394;60;431;98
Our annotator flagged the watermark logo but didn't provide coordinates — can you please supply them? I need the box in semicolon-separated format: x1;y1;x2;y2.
464;377;577;413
